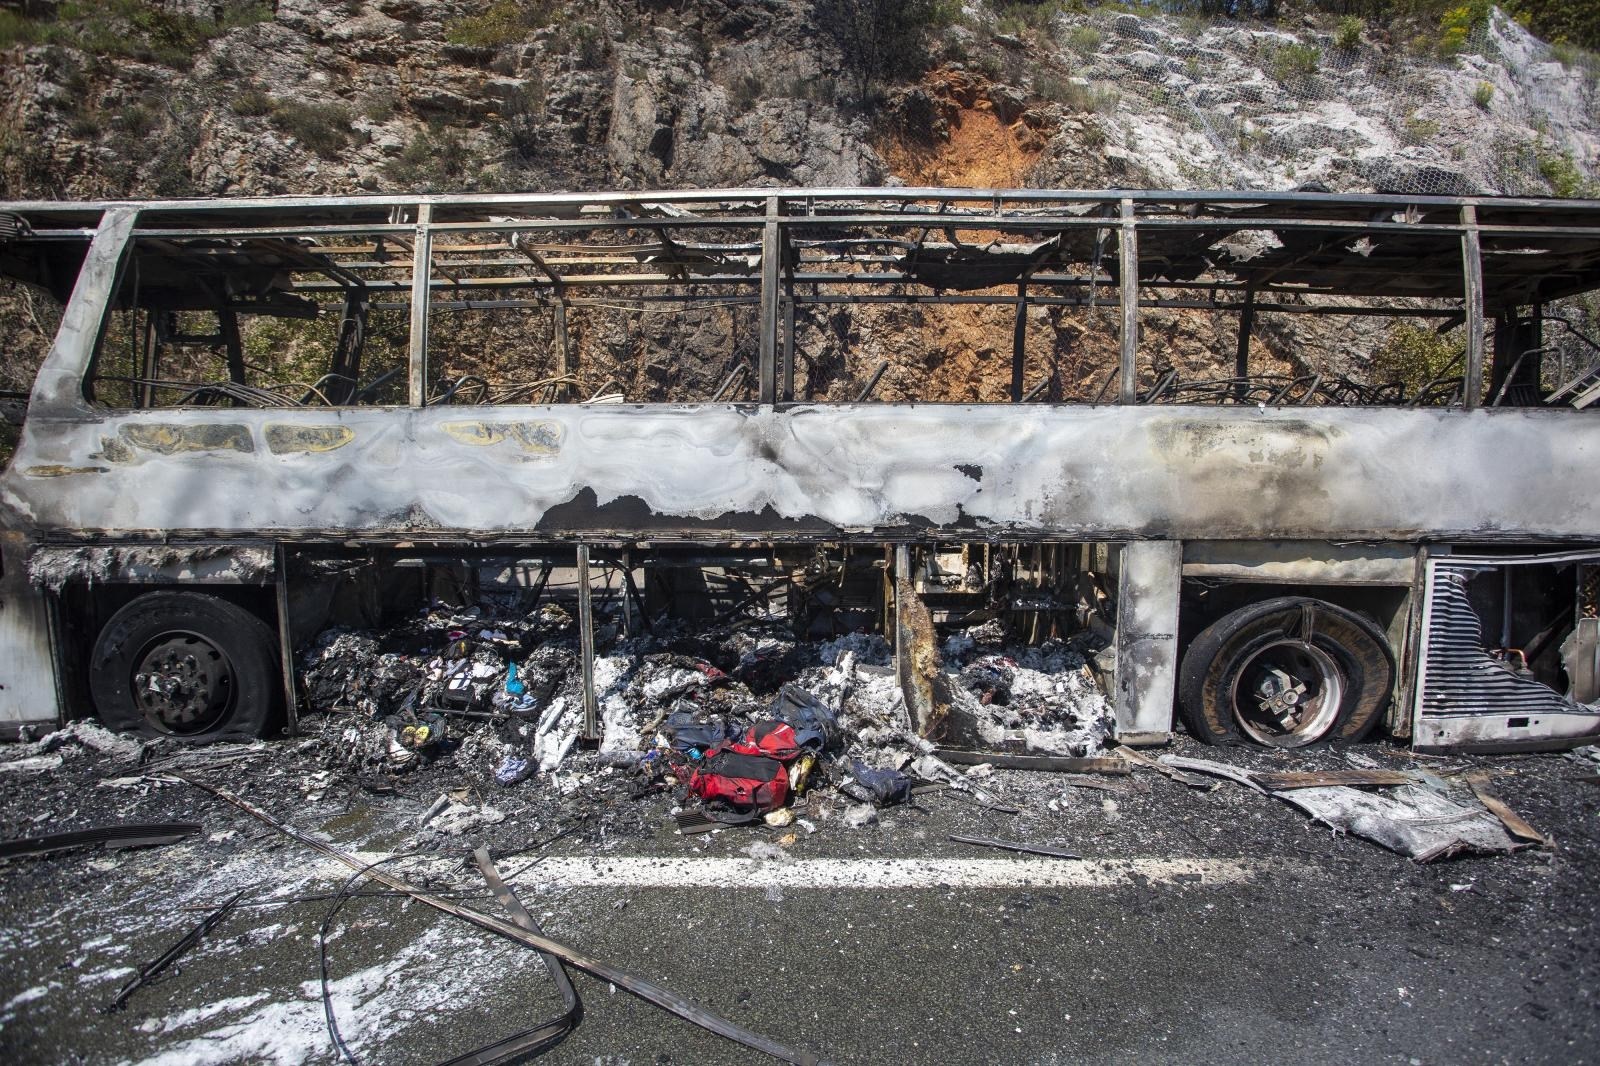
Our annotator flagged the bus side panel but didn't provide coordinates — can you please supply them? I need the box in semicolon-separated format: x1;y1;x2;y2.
1114;540;1182;744
0;533;62;735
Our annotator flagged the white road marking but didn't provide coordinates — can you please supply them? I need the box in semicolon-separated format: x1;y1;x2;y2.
510;856;1293;890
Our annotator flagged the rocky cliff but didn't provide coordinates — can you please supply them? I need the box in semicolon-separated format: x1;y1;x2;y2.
1;0;1597;403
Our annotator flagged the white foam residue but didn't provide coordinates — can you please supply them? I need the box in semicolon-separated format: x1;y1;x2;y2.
77;966;135;986
3;984;53;1010
128;925;513;1066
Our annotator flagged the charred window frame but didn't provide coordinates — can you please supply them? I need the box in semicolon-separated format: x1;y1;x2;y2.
82;221;417;410
40;190;1600;410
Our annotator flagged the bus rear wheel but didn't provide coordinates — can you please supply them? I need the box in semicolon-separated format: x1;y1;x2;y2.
89;591;279;741
1178;596;1392;748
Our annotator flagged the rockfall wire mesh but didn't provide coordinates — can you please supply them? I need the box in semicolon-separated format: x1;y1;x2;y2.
1046;6;1599;198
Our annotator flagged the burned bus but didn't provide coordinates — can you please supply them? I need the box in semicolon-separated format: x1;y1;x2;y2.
0;188;1597;753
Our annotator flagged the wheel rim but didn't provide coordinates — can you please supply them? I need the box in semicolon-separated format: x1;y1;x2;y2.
130;631;236;736
1229;639;1344;748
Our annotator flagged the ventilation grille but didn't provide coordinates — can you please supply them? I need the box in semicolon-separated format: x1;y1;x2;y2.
1419;565;1578;720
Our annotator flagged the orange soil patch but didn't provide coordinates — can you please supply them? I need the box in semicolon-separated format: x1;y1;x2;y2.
880;107;1040;188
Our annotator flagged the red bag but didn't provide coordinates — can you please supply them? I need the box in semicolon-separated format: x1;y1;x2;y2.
740;720;804;762
688;747;789;814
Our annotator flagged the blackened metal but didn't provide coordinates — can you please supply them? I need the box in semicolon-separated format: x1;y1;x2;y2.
1010;281;1026;403
711;362;750;402
1461;204;1486;410
0;821;202;859
275;543;300;737
106;888;245;1012
452;846;582;1065
620;554;651;635
577;544;598;741
1420;565;1591;721
854;360;889;402
1118;198;1138;405
933;750;1132;775
948;834;1082;860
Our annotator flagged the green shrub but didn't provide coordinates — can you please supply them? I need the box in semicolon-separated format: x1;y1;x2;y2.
270;100;353;159
1438;0;1490;58
1334;16;1363;52
1472;81;1494;109
0;11;45;47
996;1;1072;35
0;2;269;65
1508;1;1600;51
1065;24;1100;56
1270;42;1320;83
814;0;958;103
385;124;488;190
1538;151;1585;197
445;0;553;48
1372;322;1469;400
1403;114;1440;141
231;88;273;117
560;21;607;67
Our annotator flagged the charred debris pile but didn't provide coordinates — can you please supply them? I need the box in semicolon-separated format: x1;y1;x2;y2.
296;574;1115;835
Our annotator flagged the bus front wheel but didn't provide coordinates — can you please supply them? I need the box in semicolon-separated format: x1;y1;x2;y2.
88;591;280;740
1177;597;1392;748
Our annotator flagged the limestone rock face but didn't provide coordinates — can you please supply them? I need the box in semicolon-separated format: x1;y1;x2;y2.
1;2;1593;201
1;1;1596;396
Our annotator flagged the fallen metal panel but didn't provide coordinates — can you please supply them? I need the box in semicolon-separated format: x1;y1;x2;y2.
1275;784;1520;862
1182;540;1416;585
1159;756;1519;861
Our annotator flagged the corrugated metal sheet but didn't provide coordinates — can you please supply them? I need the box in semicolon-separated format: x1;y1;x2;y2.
1418;564;1588;722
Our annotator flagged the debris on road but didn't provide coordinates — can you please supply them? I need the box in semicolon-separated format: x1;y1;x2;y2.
1274;785;1521;862
180;775;828;1066
934;749;1131;775
1252;769;1419;790
1158;755;1266;792
1465;772;1552;847
0;821;202;860
1163;755;1524;861
948;834;1083;860
105;888;245;1012
470;846;583;1059
1114;743;1217;789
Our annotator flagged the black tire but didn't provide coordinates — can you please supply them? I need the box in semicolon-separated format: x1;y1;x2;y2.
89;591;280;741
1178;596;1393;748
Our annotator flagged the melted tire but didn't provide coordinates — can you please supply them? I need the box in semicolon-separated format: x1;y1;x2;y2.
1178;596;1393;747
88;591;279;741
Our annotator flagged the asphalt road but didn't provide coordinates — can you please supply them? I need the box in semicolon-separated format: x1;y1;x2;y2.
0;728;1595;1066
